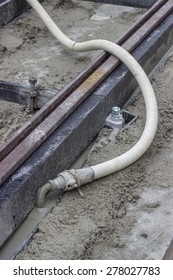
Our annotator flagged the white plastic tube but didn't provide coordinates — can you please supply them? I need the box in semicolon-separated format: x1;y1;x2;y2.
26;0;158;192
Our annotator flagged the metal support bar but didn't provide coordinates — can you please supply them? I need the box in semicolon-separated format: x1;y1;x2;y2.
0;81;57;108
82;0;158;9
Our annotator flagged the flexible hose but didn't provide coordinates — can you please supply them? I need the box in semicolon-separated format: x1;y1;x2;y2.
26;0;158;204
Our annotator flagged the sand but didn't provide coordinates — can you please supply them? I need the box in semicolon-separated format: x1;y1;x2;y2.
0;0;173;260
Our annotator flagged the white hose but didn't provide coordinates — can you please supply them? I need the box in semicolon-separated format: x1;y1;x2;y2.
26;0;158;204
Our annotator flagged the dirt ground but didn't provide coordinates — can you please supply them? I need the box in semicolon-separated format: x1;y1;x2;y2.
0;0;173;260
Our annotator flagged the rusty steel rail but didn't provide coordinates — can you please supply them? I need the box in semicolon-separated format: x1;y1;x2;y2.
0;0;172;186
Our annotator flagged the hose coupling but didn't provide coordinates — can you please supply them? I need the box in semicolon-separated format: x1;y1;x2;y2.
36;167;94;207
57;169;81;191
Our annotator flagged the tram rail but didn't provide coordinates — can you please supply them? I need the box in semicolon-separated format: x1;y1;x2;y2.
0;0;172;187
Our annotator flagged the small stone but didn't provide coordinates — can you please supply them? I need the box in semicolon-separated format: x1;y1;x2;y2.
100;138;108;146
7;119;12;125
146;202;160;208
140;233;148;239
133;192;140;199
127;195;133;202
117;209;126;218
117;241;125;248
94;143;102;152
0;34;23;50
0;44;6;54
160;182;170;188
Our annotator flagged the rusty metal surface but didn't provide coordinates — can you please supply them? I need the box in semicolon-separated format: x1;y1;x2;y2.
0;0;172;186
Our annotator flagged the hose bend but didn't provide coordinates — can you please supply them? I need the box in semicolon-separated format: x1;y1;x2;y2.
26;0;158;206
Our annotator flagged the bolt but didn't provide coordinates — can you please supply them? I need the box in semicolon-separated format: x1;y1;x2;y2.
106;106;125;130
111;106;121;115
29;77;37;92
27;77;37;112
